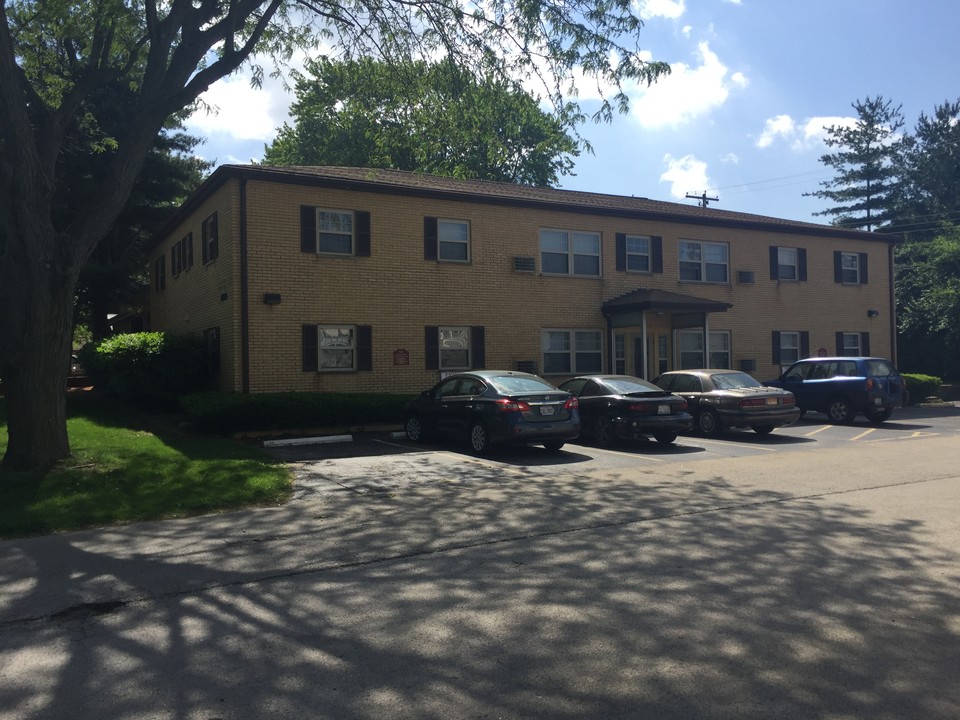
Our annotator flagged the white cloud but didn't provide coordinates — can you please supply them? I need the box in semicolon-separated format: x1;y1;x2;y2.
636;0;686;20
660;154;711;199
627;42;747;129
722;153;739;164
755;114;857;150
187;75;283;141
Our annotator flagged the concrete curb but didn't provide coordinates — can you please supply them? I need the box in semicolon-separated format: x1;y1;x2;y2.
262;434;353;448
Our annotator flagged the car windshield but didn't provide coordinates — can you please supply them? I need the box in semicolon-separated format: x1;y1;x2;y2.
604;376;662;394
711;372;762;390
488;375;558;394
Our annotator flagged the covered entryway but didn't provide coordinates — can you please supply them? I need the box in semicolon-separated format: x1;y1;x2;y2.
601;289;732;379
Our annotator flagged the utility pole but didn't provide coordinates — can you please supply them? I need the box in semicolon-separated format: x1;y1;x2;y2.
686;191;719;208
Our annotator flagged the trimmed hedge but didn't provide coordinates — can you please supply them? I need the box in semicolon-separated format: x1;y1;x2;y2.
78;332;210;409
180;391;415;434
901;373;942;404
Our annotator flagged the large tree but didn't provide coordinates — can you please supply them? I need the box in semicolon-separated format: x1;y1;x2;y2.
0;0;669;472
263;57;580;186
805;96;905;231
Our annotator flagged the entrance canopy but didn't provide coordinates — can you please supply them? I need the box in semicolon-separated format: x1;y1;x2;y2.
602;289;732;327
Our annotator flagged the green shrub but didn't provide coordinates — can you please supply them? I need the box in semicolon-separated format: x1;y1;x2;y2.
79;332;210;409
180;391;415;434
901;373;942;404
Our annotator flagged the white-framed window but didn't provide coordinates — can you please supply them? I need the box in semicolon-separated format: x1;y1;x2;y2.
657;335;669;374
614;333;626;374
778;247;798;280
316;209;355;254
678;330;704;369
318;326;357;370
439;326;471;370
840;252;860;284
542;329;603;374
840;332;861;356
626;235;650;272
709;331;731;369
779;331;801;365
201;213;219;264
679;240;728;283
540;229;601;276
438;220;470;262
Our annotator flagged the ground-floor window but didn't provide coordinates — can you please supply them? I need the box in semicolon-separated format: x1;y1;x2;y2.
709;331;731;369
439;326;471;370
302;324;372;372
542;329;603;374
614;333;626;374
204;327;220;377
678;330;704;369
838;332;862;356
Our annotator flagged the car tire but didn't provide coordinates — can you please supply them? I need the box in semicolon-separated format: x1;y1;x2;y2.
826;397;853;424
868;407;893;424
404;414;424;442
593;416;615;447
653;431;677;445
752;425;774;436
697;409;721;436
543;440;565;452
469;422;490;454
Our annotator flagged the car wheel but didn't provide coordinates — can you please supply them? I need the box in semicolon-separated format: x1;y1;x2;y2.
653;431;677;446
826;397;853;424
752;425;774;436
543;440;565;452
404;414;424;442
868;407;893;424
593;416;615;447
469;422;490;454
697;409;721;436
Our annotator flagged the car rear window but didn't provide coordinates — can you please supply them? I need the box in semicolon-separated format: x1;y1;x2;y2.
605;376;662;394
489;375;558;394
866;359;898;377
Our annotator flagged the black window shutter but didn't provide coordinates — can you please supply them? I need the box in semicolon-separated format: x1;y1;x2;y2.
800;331;810;358
425;326;439;370
836;332;844;355
652;236;663;274
772;331;781;365
860;332;870;356
769;247;779;280
186;232;194;268
798;248;807;281
201;222;209;264
859;253;868;284
834;251;843;283
355;211;371;257
615;233;626;272
357;325;373;371
302;325;318;372
424;217;438;261
300;206;316;253
209;214;218;259
471;326;486;370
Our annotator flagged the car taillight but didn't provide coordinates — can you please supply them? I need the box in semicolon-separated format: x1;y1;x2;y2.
564;397;579;410
677;400;688;411
496;398;531;412
866;378;875;391
628;403;651;412
782;395;795;405
738;398;767;408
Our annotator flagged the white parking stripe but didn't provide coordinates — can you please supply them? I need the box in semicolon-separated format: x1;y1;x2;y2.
849;428;877;441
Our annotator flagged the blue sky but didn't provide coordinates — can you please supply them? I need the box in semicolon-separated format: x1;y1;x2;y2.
184;0;959;223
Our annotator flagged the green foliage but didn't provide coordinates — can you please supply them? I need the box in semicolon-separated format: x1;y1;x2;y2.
181;391;414;434
80;332;210;409
263;58;580;186
901;373;942;404
805;96;905;231
0;395;291;538
895;226;960;379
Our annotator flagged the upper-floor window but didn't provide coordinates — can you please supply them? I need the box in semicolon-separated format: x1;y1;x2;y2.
300;206;372;257
835;251;868;285
770;246;807;281
173;232;194;277
154;255;166;292
542;329;603;374
679;240;728;283
540;229;601;276
201;213;218;264
424;217;470;262
626;235;650;271
616;234;663;273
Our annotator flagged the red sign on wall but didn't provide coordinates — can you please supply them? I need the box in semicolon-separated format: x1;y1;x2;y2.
393;349;410;366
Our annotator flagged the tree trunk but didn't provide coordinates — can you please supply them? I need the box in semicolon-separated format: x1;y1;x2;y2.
1;232;77;472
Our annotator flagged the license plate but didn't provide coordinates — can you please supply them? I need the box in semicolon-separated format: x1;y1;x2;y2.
874;397;883;406
540;405;555;416
766;397;778;405
658;404;670;415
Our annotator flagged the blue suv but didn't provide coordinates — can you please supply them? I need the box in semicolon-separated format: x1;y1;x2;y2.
768;357;905;424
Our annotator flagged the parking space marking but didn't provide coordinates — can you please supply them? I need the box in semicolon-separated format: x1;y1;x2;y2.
693;437;778;452
587;446;666;462
804;425;832;437
849;428;877;442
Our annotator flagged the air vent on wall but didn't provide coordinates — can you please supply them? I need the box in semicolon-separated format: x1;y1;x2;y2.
516;360;538;374
740;359;757;372
737;270;755;284
514;256;536;273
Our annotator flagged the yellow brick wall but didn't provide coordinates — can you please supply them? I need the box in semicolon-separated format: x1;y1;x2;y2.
152;176;895;394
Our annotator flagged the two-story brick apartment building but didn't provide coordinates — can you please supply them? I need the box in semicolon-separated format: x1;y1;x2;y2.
148;165;899;395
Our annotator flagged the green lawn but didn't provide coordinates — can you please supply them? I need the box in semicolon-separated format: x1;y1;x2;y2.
0;393;293;539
